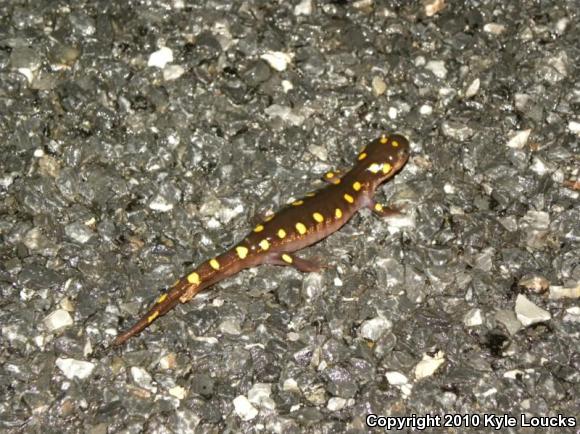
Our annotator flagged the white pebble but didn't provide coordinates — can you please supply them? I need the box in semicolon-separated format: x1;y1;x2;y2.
484;23;506;34
425;60;447;79
415;351;445;379
233;395;258;421
568;120;580;135
169;385;187;400
163;64;185;81
148;47;173;68
385;371;408;385
131;366;157;393
56;358;95;380
327;397;347;411
419;104;432;115
515;294;551;326
424;0;445;17
549;283;580;300
506;129;531;149
463;308;483;327
465;78;480;97
359;316;392;341
260;51;292;71
294;0;312;15
149;194;174;212
44;309;73;331
248;383;275;410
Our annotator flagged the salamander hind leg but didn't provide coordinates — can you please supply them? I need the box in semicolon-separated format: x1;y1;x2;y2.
368;201;404;218
266;252;326;272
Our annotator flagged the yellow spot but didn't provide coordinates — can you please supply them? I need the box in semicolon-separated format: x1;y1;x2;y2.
343;193;354;203
313;212;324;223
358;152;367;161
264;214;275;222
282;253;293;264
374;203;383;212
335;208;343;219
187;272;200;285
147;311;159;323
210;259;220;270
292;200;304;206
277;228;287;239
382;163;392;174
380;135;388;144
254;224;264;232
157;293;168;303
295;222;307;235
392;141;399;147
306;192;316;197
353;181;362;191
259;239;270;251
236;246;249;259
325;172;334;179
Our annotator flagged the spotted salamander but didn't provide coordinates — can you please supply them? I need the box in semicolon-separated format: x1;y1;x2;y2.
112;133;410;345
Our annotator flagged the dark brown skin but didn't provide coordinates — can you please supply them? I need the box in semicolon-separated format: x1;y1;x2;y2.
112;134;410;346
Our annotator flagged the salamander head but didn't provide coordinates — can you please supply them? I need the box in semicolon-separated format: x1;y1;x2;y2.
356;133;410;185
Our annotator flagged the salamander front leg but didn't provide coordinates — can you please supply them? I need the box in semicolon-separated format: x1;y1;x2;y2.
322;170;344;185
368;201;403;217
266;252;325;272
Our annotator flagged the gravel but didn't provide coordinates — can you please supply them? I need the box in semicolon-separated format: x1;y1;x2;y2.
1;0;578;433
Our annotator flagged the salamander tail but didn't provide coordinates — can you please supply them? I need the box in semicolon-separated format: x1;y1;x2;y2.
111;279;189;346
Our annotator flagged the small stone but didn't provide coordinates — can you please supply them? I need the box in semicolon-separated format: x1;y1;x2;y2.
233;395;258;421
424;0;445;17
44;309;73;331
65;221;94;244
568;120;580;135
419;104;433;115
464;308;483;327
159;353;177;370
484;23;506;34
549;283;580;300
294;0;313;15
149;194;174;212
327;397;347;411
506;129;532;149
372;76;387;96
309;144;327;161
131;366;157;393
385;371;408;385
219;319;242;335
248;383;275;410
515;294;551;326
56;358;95;380
260;51;292;72
465;78;480;97
519;275;550;293
148;47;173;68
563;307;580;323
169;386;187;400
495;309;522;335
264;104;305;126
163;64;185;81
414;351;445;379
425;60;447;79
283;378;299;392
359;316;392;341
